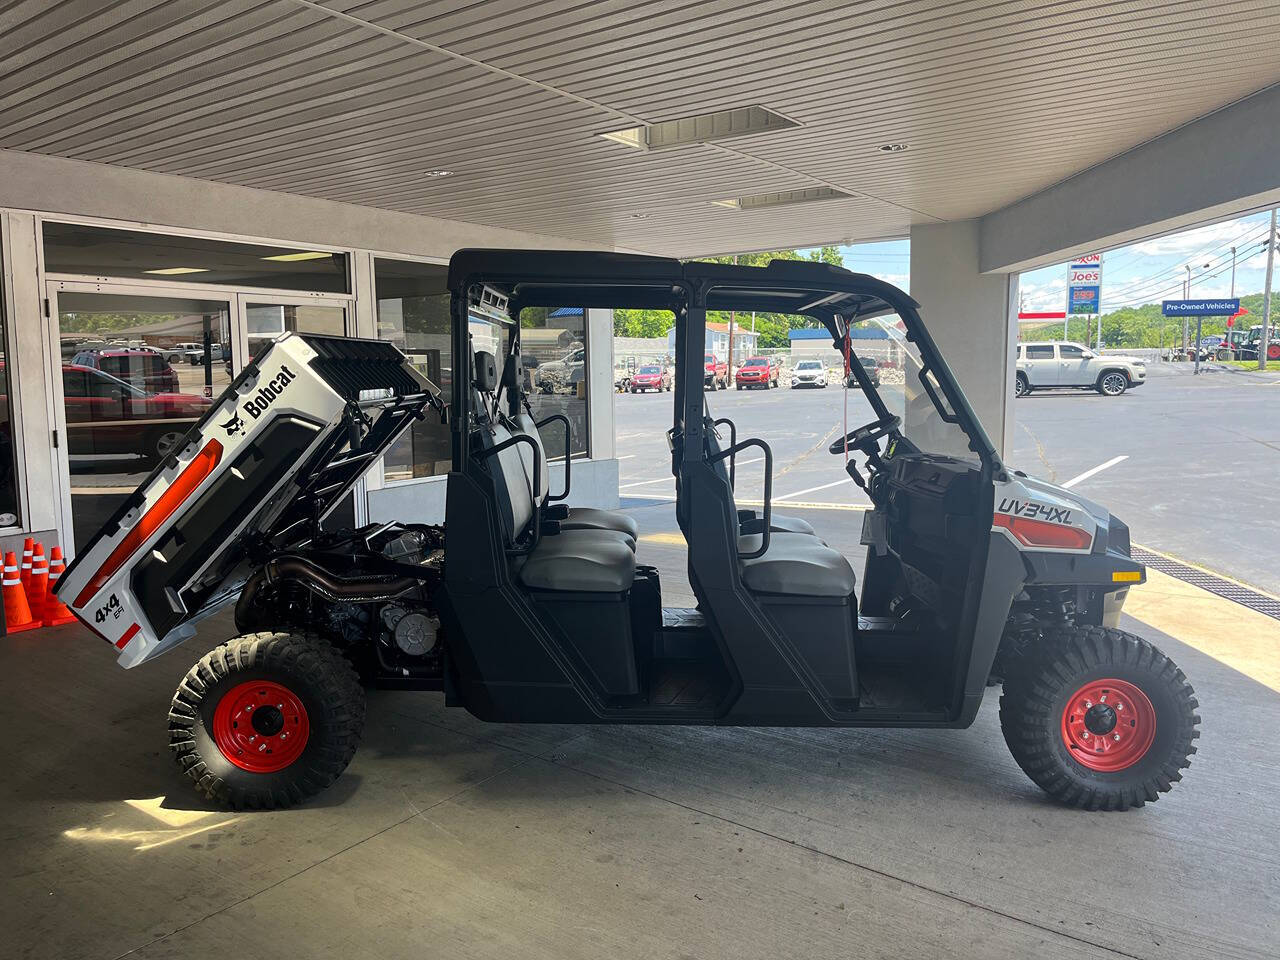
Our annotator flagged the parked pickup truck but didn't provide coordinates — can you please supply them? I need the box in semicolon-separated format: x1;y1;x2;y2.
704;353;729;391
1015;342;1146;397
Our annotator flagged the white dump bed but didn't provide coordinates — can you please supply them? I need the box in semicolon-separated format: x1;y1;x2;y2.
56;333;436;667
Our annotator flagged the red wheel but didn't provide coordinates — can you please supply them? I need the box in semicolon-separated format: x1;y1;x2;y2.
1059;678;1156;772
211;679;310;773
1267;343;1280;361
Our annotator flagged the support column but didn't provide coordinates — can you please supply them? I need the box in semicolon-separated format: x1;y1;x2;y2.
909;221;1018;459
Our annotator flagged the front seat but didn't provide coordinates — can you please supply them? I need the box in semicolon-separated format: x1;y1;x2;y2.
703;418;818;537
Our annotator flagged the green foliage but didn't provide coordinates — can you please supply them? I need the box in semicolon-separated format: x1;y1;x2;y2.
611;246;843;347
1023;291;1276;348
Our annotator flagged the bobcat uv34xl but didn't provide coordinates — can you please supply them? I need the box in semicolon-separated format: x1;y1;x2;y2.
57;251;1198;811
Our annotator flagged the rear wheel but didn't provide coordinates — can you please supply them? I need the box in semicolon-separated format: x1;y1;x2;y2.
1268;343;1280;361
169;632;365;809
1098;371;1129;396
1000;625;1198;810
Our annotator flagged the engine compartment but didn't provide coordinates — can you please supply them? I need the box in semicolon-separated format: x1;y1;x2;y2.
234;522;448;686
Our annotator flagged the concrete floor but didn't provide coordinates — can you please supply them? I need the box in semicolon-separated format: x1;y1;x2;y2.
3;505;1278;959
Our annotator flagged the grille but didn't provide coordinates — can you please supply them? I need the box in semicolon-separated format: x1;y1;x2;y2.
1131;547;1280;622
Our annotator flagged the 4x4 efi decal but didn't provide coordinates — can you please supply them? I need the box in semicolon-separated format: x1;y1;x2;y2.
997;498;1073;524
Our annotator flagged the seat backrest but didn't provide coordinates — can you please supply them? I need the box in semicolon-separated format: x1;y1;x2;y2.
484;421;536;546
514;412;550;507
471;351;536;546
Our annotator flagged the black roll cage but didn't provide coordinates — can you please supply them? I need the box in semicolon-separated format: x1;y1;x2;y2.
447;250;1001;484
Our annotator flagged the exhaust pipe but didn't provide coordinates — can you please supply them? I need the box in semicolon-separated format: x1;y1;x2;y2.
236;556;418;626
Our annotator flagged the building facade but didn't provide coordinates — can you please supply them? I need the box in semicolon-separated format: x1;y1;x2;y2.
0;153;621;560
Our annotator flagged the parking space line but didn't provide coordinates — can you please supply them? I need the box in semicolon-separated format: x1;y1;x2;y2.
1061;455;1128;488
775;478;851;501
618;477;674;489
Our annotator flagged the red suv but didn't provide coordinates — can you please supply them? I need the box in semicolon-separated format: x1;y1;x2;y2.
70;347;179;394
704;353;729;391
735;356;778;390
629;364;671;393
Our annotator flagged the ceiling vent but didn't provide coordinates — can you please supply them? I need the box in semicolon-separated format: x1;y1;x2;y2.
711;187;852;210
600;105;798;151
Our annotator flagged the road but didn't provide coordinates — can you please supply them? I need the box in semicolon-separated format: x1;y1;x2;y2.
614;363;1280;595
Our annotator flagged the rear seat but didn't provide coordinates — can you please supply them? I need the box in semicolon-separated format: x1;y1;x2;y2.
498;350;639;545
475;352;636;594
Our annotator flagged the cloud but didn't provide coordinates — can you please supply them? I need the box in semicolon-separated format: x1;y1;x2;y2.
1132;215;1267;257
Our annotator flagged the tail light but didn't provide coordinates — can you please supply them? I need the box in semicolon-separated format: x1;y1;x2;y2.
993;513;1092;550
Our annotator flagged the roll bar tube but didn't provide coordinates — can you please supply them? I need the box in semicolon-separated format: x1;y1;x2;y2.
709;437;772;560
712;417;738;487
535;413;572;502
476;432;543;557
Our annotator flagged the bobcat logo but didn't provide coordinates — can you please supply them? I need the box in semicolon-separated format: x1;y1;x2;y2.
221;412;246;436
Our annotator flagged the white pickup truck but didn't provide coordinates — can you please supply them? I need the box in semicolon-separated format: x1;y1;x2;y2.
1015;342;1146;397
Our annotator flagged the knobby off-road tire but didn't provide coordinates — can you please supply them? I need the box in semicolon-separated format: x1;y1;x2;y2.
169;632;365;810
1000;625;1199;810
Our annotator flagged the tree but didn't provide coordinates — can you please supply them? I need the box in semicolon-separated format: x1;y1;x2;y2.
611;246;844;347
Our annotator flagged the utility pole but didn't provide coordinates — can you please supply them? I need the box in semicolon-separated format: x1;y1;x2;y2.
727;254;737;378
1261;209;1276;371
1182;264;1191;359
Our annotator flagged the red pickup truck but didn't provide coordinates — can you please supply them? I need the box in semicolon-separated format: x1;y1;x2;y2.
704;353;729;391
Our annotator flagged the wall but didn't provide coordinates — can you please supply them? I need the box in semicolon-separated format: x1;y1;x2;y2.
910;221;1018;458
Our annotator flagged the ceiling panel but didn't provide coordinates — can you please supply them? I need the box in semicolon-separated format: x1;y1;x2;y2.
1;0;1277;255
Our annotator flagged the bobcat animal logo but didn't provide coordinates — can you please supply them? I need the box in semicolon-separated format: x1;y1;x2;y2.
221;412;246;436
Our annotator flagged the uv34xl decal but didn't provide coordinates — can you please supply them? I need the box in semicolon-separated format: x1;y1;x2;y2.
997;497;1073;525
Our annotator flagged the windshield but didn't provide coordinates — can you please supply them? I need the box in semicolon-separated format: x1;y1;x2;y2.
638;365;661;374
796;360;822;370
844;319;973;460
743;357;767;366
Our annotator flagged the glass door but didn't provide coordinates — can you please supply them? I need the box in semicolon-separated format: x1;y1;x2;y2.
240;294;348;362
48;285;234;551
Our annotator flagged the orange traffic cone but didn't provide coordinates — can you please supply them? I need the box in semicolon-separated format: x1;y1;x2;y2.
27;545;48;626
3;550;40;633
19;537;33;591
43;547;77;626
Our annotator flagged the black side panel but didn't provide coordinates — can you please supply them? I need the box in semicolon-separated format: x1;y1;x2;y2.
131;416;323;637
532;593;639;698
759;595;858;703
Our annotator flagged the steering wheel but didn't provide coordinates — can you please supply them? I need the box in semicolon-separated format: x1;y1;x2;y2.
828;415;901;455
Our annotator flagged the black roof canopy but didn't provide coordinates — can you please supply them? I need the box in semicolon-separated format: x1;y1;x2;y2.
447;249;917;323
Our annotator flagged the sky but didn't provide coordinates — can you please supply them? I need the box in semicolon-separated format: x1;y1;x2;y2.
822;209;1275;314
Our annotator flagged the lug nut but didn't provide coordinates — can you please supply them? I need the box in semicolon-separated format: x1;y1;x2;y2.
1084;700;1092;708
1113;734;1120;741
1082;731;1089;739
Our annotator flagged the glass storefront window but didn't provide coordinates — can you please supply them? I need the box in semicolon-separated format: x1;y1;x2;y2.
374;258;451;481
54;291;232;548
42;222;349;293
246;302;346;360
374;260;592;482
522;306;589;459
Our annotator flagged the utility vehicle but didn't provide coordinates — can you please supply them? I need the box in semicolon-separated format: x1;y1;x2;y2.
57;252;1198;812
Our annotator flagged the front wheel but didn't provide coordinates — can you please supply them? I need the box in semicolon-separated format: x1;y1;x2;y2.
1014;373;1029;398
1000;625;1199;810
169;633;365;809
1098;371;1129;396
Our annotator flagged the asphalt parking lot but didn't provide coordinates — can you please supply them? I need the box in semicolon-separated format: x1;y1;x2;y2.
617;361;1280;595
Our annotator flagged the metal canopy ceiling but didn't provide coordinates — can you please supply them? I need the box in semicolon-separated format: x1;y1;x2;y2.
2;0;1278;257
